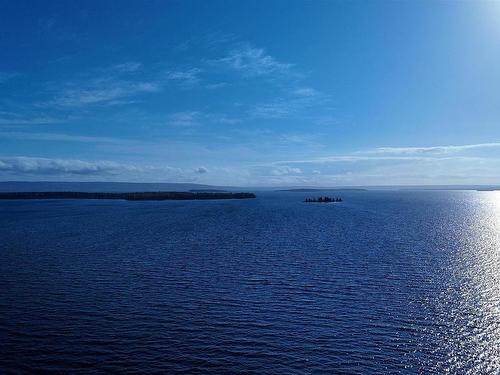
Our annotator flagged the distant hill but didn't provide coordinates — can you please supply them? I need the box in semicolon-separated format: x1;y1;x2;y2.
278;185;500;191
278;188;367;192
396;185;500;191
190;189;228;193
2;182;498;193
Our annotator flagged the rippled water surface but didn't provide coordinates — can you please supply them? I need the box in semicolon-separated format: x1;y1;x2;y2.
1;191;500;374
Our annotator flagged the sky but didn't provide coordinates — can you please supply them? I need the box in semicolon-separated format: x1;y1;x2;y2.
1;0;500;186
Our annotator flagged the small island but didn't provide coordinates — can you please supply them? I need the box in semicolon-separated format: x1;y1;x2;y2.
304;196;342;203
0;191;256;201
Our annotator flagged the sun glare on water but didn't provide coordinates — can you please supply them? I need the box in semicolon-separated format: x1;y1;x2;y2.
444;191;500;373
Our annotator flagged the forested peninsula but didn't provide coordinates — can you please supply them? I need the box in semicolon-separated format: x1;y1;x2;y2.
0;191;256;201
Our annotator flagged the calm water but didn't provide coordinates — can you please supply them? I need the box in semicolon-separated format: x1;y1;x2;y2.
1;191;500;374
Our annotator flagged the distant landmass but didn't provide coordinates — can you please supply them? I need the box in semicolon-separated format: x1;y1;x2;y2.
0;191;256;201
189;189;228;193
278;188;367;192
396;185;500;191
2;181;499;193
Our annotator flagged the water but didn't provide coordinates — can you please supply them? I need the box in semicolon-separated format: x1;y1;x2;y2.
1;190;500;374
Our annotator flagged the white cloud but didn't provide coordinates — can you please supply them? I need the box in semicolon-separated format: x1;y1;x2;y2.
236;141;500;185
166;111;201;127
365;143;500;155
272;155;461;166
47;79;160;107
174;32;237;52
165;111;241;127
206;113;240;125
278;134;321;146
272;166;302;176
199;31;238;50
195;166;208;174
250;90;327;120
251;101;292;119
0;131;129;144
293;87;319;97
165;68;202;85
111;62;143;73
244;154;500;187
0;156;189;181
0;156;135;176
215;45;292;77
0;116;65;126
206;82;228;89
270;142;500;166
0;72;17;83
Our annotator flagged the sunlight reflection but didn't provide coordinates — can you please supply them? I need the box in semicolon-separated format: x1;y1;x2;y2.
444;191;500;373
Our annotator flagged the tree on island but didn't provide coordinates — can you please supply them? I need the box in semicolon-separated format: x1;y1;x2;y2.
304;196;342;203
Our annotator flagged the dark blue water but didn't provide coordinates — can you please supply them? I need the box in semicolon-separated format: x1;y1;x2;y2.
1;191;500;374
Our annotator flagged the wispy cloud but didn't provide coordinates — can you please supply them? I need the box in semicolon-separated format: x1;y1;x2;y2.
198;31;238;50
173;31;237;53
0;131;130;144
207;113;240;125
251;101;292;119
0;72;17;83
247;153;500;187
271;155;479;166
272;166;302;176
165;111;241;127
206;82;229;89
111;62;143;73
194;166;208;174
38;61;162;108
46;79;160;107
247;165;307;185
363;142;500;155
166;111;201;127
0;156;137;176
214;45;292;77
250;92;327;119
256;142;500;170
277;134;324;149
165;68;202;85
234;141;500;185
0;156;192;181
0;116;66;126
292;87;319;97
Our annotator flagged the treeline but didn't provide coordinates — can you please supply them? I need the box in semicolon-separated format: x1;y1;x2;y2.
0;191;256;201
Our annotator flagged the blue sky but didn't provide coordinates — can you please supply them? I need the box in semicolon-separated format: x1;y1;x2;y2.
1;0;500;186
